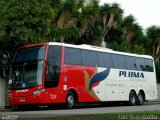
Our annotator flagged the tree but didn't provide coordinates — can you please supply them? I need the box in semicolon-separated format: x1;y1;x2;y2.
77;0;100;45
147;26;160;61
100;3;123;46
50;0;79;43
122;15;143;45
0;0;52;51
0;0;53;77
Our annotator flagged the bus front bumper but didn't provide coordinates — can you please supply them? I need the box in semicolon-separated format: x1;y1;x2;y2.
9;94;45;106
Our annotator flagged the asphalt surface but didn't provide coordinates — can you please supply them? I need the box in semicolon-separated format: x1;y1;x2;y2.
0;102;160;118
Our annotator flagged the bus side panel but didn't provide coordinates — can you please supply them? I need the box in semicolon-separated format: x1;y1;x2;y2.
144;71;157;100
61;65;99;103
104;69;157;101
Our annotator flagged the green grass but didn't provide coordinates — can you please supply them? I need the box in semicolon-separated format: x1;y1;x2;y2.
18;111;160;120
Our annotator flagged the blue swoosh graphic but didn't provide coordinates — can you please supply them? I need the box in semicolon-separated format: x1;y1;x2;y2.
89;68;110;91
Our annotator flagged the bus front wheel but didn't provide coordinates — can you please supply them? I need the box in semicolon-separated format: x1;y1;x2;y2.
66;91;75;109
129;91;137;106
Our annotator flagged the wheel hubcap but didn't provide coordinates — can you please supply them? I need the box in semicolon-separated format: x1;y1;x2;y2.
130;94;135;104
67;95;74;106
138;95;143;104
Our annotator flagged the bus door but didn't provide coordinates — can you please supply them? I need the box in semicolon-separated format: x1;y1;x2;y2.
44;45;62;101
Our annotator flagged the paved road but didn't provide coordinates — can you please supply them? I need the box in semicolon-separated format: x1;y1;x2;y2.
0;102;160;118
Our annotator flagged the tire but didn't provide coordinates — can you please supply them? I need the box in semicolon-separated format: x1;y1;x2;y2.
12;105;22;111
66;91;75;109
12;106;18;111
129;91;137;106
137;92;144;105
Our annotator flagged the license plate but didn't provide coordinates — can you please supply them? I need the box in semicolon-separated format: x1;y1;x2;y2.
20;98;26;102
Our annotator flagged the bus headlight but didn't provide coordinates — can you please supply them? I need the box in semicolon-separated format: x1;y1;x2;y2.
32;89;44;95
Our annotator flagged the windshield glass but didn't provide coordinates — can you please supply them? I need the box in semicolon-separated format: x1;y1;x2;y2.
9;46;45;89
14;46;45;62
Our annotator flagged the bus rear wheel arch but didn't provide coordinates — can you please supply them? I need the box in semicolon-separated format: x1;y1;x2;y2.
66;90;78;109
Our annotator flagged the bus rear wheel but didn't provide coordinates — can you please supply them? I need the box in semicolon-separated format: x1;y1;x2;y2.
66;91;75;109
137;92;144;105
129;91;137;106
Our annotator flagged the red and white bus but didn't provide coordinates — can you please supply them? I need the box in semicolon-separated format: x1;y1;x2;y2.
8;42;157;109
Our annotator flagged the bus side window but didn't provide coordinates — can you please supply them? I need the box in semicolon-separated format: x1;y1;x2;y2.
126;56;137;70
64;47;82;65
97;52;112;68
136;58;145;71
45;45;62;88
82;50;97;66
112;54;126;69
145;59;154;72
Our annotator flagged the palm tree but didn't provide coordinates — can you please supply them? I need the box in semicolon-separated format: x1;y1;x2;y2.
147;26;160;61
77;0;100;45
100;3;123;46
50;0;79;43
122;15;143;45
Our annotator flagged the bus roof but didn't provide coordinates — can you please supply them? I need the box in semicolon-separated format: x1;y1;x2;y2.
49;42;153;60
19;42;48;49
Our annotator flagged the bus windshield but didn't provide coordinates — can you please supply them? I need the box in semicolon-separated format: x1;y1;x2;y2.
9;46;45;89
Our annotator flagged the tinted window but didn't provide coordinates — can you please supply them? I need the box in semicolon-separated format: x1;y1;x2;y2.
47;46;62;66
45;45;62;88
112;54;126;69
97;52;112;68
64;47;82;65
145;59;154;72
136;58;145;71
126;56;137;70
82;50;97;66
14;46;45;62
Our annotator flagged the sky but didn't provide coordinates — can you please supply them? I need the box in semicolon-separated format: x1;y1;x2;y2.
100;0;160;29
